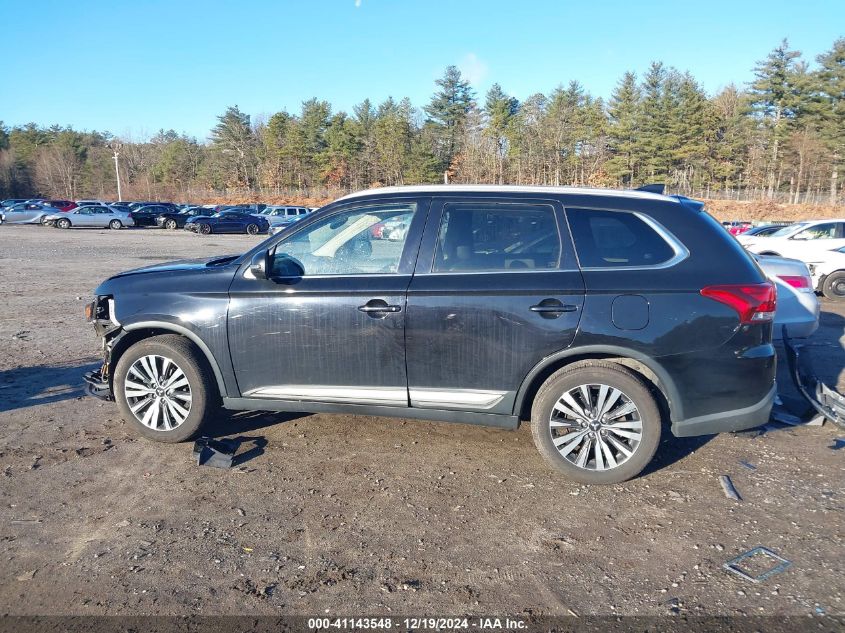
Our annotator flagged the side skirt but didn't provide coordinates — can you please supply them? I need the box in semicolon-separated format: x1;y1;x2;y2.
222;397;519;430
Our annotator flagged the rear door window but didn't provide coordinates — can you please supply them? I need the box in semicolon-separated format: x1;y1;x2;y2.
567;208;679;268
432;203;561;272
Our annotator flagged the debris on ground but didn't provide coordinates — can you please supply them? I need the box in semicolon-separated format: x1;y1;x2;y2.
723;547;792;583
719;475;742;501
192;437;238;468
783;331;845;430
771;407;804;426
738;460;756;471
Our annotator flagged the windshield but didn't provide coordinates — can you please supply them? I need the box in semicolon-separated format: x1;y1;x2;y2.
771;223;803;237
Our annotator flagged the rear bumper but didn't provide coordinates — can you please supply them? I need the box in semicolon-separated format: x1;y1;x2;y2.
671;383;775;437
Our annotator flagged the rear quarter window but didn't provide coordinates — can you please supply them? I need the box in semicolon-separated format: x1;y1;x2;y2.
567;208;678;268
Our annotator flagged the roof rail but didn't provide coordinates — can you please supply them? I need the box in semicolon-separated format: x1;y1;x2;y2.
635;183;665;195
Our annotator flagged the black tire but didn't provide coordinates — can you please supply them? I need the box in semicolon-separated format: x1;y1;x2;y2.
198;223;212;235
530;361;661;484
113;334;219;443
246;223;259;235
56;218;71;229
109;219;122;230
822;271;845;301
165;219;177;230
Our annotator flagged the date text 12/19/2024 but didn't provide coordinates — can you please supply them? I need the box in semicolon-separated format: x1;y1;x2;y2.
308;618;527;630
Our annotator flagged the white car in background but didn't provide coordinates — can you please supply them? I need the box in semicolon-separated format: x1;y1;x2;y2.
743;219;845;259
755;255;820;339
802;246;845;300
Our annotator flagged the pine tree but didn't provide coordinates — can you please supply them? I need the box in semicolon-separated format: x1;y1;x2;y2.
484;84;518;184
606;72;641;186
424;65;475;175
815;38;845;203
638;62;671;183
749;39;803;196
210;106;256;188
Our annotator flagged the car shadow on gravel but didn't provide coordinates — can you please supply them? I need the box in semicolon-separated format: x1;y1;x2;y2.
0;360;100;413
203;409;308;438
642;433;714;477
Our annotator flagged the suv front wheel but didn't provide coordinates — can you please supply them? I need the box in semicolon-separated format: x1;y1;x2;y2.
531;361;661;484
113;335;218;442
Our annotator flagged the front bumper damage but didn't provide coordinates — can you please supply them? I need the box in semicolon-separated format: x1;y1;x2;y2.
783;327;845;429
83;367;113;401
82;297;121;402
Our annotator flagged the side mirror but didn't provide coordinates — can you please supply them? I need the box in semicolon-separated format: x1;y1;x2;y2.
249;250;270;279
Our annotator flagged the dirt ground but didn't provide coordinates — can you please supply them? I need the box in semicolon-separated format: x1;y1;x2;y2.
0;224;843;617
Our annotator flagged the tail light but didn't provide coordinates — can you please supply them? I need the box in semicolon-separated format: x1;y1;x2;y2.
701;282;776;324
778;275;813;292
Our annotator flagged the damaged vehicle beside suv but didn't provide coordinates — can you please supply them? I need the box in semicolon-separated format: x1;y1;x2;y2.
84;185;777;484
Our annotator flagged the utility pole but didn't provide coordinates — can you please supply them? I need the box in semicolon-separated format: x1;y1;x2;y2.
108;142;123;201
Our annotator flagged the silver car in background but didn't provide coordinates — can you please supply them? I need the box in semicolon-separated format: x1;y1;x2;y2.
756;254;820;339
45;205;134;229
1;202;55;224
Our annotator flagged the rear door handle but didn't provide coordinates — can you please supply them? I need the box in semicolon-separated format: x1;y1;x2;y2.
358;299;402;314
530;300;578;318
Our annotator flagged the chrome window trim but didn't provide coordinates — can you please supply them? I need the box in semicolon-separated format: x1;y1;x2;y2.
414;268;579;276
575;210;690;272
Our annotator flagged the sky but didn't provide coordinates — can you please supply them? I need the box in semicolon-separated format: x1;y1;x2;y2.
1;0;843;141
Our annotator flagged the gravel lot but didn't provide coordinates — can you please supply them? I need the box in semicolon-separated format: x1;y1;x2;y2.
0;225;843;617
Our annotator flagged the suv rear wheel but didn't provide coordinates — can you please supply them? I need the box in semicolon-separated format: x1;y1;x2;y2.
531;361;661;484
113;335;218;442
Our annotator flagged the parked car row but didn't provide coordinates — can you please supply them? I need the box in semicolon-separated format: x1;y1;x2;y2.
738;218;845;301
0;198;318;236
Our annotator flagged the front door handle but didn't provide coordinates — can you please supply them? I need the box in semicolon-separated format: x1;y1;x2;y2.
358;299;402;314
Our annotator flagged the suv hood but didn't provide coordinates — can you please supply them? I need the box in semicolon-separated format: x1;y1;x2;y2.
106;255;241;280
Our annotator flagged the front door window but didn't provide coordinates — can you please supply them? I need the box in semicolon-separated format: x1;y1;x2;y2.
271;203;416;276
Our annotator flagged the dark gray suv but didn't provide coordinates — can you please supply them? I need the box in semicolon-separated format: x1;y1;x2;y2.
84;185;777;483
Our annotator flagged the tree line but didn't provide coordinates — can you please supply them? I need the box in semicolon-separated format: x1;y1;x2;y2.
1;38;842;205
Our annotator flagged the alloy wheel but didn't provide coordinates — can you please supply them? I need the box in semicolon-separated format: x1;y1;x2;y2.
548;383;642;471
123;354;192;431
246;223;259;235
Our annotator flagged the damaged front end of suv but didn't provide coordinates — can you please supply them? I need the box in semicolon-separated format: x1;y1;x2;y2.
83;295;122;401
